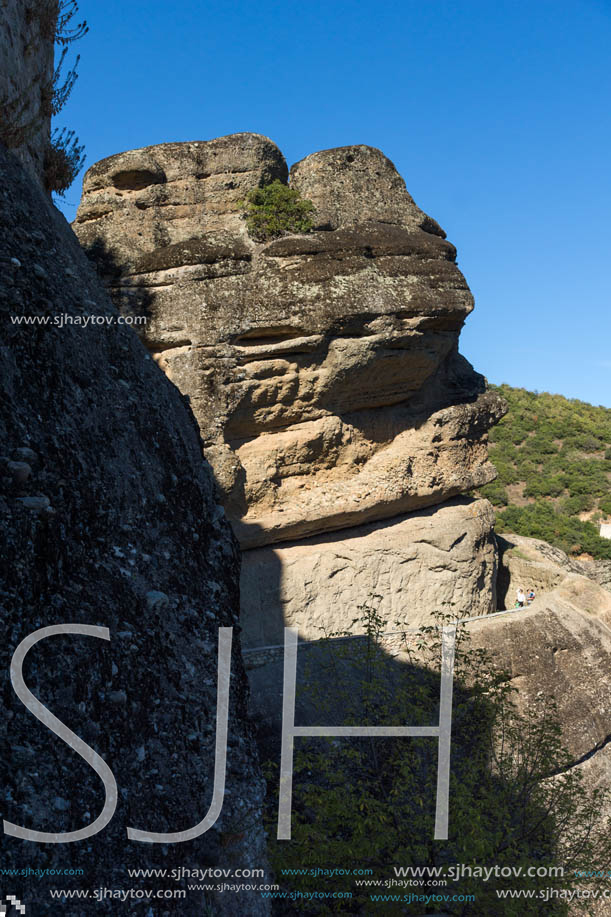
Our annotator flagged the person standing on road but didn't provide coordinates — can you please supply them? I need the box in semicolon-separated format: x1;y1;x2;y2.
516;588;526;608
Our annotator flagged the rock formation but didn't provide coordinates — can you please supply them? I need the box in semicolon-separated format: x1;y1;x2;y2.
19;111;611;905
0;146;268;913
498;532;611;603
471;536;611;756
468;533;611;909
468;561;611;858
74;134;505;649
241;497;497;645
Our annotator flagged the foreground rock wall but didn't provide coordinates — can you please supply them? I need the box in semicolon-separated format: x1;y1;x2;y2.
0;146;267;915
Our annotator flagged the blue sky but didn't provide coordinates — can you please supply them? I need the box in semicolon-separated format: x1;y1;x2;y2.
56;0;611;406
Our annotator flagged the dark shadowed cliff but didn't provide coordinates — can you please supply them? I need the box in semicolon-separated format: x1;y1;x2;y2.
0;143;268;915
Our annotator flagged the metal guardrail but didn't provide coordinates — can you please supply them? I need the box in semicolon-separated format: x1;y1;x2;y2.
241;606;527;655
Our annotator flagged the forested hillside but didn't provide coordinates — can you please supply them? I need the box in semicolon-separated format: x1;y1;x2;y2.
480;385;611;559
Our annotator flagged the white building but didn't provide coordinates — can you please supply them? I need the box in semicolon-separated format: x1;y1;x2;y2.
600;522;611;540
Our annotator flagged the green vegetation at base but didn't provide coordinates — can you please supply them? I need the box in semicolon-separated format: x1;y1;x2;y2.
479;385;611;559
240;179;315;241
264;602;611;914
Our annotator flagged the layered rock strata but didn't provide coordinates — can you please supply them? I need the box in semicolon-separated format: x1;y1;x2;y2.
469;539;611;904
0;146;267;915
469;590;611;763
74;134;504;555
73;134;611;901
74;132;506;670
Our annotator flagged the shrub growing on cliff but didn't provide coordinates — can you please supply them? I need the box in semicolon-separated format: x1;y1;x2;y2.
44;1;88;195
240;179;315;241
43;127;85;196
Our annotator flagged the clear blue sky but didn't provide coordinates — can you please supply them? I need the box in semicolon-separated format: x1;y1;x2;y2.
56;0;611;407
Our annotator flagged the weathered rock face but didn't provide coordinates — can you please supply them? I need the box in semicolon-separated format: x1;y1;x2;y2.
0;0;54;181
289;144;446;235
70;128;611;900
469;595;611;764
468;551;611;907
242;498;497;647
497;533;611;610
74;136;504;550
0;147;268;914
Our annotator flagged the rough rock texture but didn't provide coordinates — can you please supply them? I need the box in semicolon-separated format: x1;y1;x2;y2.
0;147;268;914
241;498;497;647
594;560;611;590
497;532;611;609
468;561;611;914
290;144;446;235
469;594;611;763
74;135;505;550
70;130;611;900
579;556;611;592
492;532;611;793
0;0;54;181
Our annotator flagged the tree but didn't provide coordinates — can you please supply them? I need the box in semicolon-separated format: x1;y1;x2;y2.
44;1;88;195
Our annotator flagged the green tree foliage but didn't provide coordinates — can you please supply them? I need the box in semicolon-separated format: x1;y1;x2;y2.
480;386;611;558
240;179;315;241
264;603;611;914
479;480;509;505
523;475;565;498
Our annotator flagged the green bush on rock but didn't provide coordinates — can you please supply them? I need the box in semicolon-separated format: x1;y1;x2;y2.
240;179;315;241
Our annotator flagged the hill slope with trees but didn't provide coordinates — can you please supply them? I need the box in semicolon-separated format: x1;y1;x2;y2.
479;385;611;559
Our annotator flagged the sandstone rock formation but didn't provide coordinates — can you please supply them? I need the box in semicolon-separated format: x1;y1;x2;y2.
469;593;611;763
471;534;611;765
467;591;611;916
467;540;611;913
74;135;505;552
241;497;497;646
497;532;611;610
0;146;268;914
